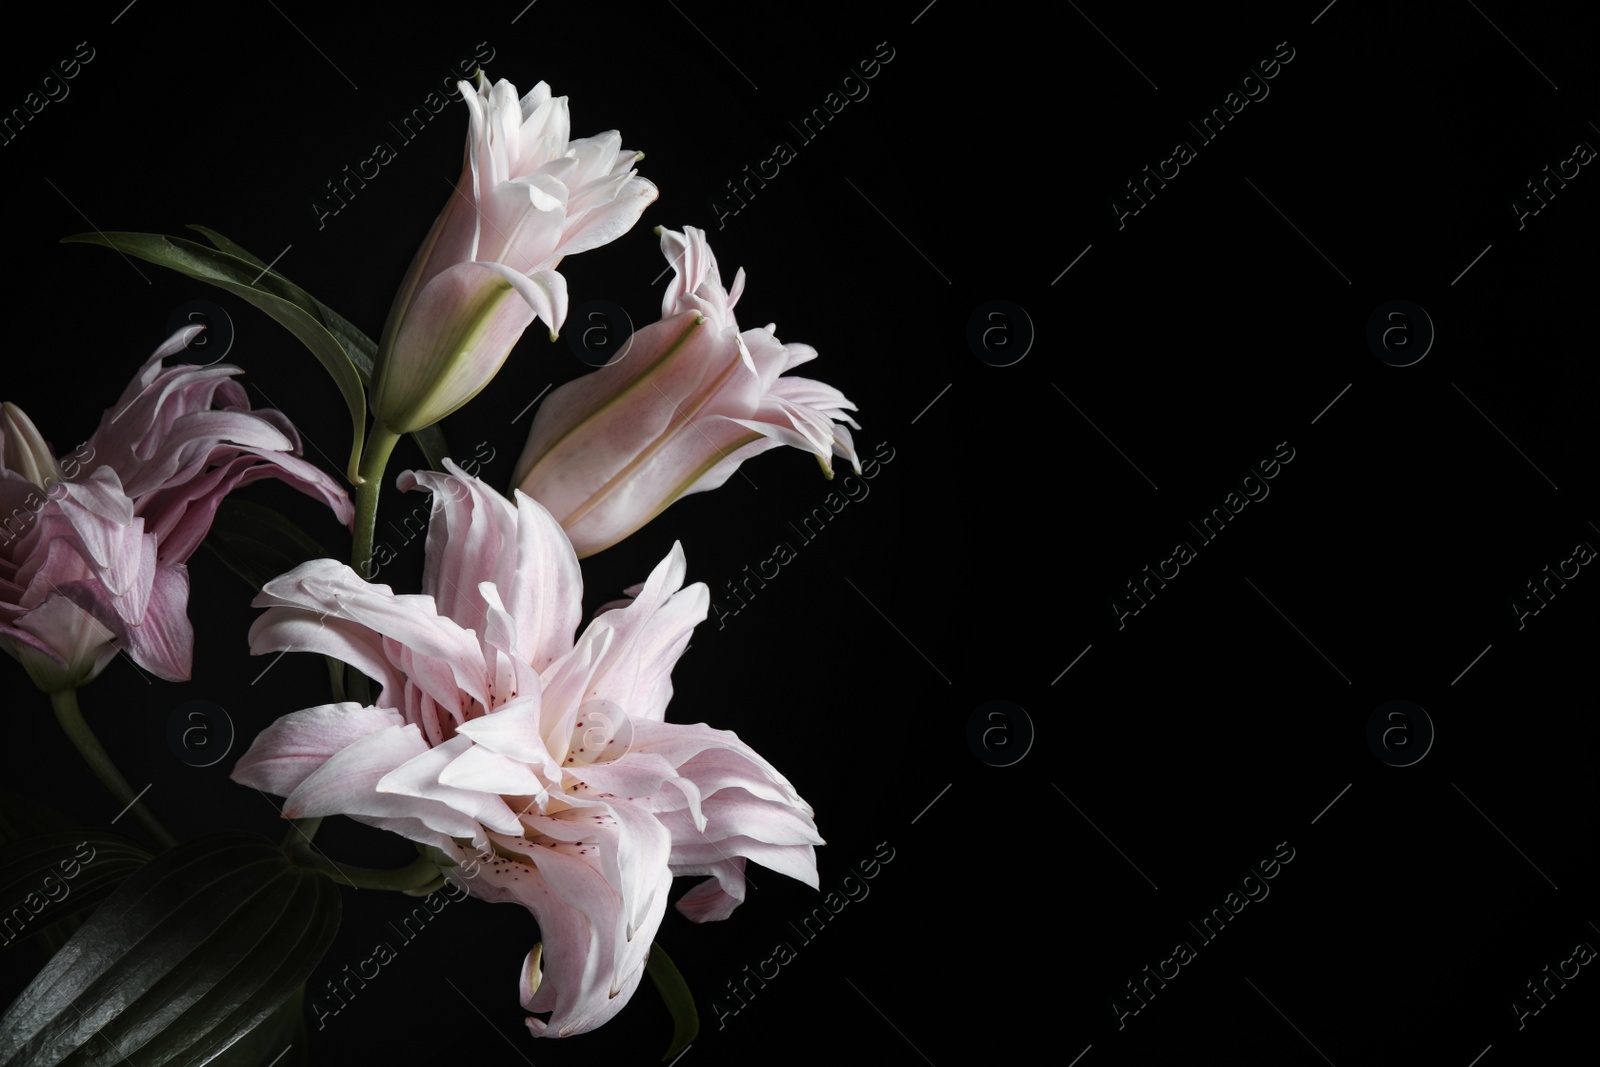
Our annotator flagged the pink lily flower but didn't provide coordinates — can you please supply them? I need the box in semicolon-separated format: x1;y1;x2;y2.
512;225;862;557
232;462;820;1038
371;75;658;434
0;326;354;692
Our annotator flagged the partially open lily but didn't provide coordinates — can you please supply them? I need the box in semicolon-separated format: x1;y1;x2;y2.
370;74;658;434
0;327;353;692
512;225;862;557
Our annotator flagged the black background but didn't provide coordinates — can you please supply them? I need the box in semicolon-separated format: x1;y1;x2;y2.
2;1;1598;1065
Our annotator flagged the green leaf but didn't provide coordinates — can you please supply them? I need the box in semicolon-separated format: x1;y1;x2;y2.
62;231;368;485
645;943;698;1062
186;227;455;474
0;831;340;1067
202;498;331;592
184;226;380;380
205;986;307;1067
0;832;153;955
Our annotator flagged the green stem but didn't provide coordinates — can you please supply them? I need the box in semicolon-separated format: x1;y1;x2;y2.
351;423;402;582
287;845;444;892
347;424;402;707
49;688;177;850
282;816;322;849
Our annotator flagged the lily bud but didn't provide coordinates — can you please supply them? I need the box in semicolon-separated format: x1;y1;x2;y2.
512;226;861;557
2;402;62;490
370;73;657;434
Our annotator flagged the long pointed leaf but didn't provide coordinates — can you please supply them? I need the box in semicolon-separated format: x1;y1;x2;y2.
0;832;152;955
186;227;456;474
645;943;698;1062
62;232;368;484
184;226;379;379
0;832;340;1067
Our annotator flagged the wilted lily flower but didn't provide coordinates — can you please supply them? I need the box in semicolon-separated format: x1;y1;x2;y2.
512;225;862;557
0;327;353;692
370;75;658;434
233;462;820;1038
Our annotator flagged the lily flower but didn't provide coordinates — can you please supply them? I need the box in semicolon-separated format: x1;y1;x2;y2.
0;326;353;692
512;225;861;557
232;461;820;1038
371;75;658;434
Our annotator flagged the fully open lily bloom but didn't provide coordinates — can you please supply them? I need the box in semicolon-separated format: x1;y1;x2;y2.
232;462;820;1038
0;327;353;692
370;74;658;434
512;225;862;557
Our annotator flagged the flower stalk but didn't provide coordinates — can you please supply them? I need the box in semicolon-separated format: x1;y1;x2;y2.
49;688;176;849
